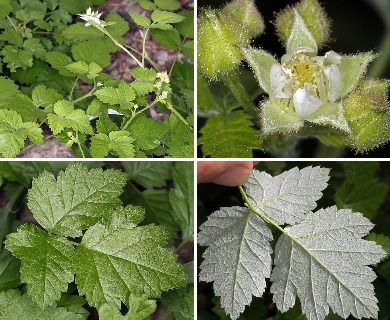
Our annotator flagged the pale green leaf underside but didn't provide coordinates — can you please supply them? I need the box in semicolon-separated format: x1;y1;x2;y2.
74;223;188;308
244;166;330;225
198;206;273;320
0;289;84;320
27;162;127;237
5;224;74;308
271;206;386;320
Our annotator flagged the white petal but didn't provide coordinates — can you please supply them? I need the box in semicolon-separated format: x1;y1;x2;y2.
324;51;342;65
269;64;292;99
293;84;322;117
323;64;341;102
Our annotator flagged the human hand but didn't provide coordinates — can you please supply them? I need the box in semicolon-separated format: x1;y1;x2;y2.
197;161;258;186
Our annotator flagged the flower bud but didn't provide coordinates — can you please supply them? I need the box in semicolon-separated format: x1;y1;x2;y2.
221;0;265;39
275;0;331;50
198;9;250;79
343;79;390;151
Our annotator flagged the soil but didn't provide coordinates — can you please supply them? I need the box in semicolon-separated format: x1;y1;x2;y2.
18;0;193;158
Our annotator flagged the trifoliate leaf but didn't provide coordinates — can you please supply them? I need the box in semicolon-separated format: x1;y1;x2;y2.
198;110;260;158
129;12;151;27
161;286;194;320
270;206;386;320
151;10;185;24
71;39;111;68
244;166;329;225
155;0;180;11
47;100;93;135
0;76;19;107
337;52;376;99
122;161;173;189
46;51;75;77
0;110;43;158
130;67;157;82
0;250;20;291
242;47;278;94
5;224;75;308
90;131;135;158
198;206;273;320
169;162;194;240
0;289;85;320
27;162;127;237
73;223;188;308
31;85;63;112
99;294;156;320
94;81;136;109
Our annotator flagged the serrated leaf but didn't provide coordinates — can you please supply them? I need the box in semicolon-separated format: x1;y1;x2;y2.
27;162;127;237
244;166;330;225
23;38;46;60
149;23;173;30
71;39;111;68
46;51;74;77
286;9;317;54
1;45;33;72
0;0;12;18
0;250;20;291
169;162;194;240
165;117;193;158
47;100;93;135
270;206;386;320
91;131;135;158
65;60;89;75
150;28;181;50
105;12;129;38
122;161;173;189
198;206;273;320
155;0;180;11
32;85;62;112
161;286;194;320
198;110;260;158
98;294;156;320
62;22;103;41
0;289;85;320
57;293;90;318
130;81;155;96
365;233;390;260
182;40;194;58
138;0;156;10
0;110;43;158
175;10;194;38
8;93;44;123
73;223;188;308
102;205;145;230
0;76;19;107
129;12;151;27
130;67;156;81
151;10;185;24
94;81;136;108
5;224;74;308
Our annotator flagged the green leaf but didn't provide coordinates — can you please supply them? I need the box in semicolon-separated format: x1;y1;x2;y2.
161;286;194;320
8;93;44;123
46;51;74;77
31;85;62;112
130;67;156;81
5;224;75;308
175;10;194;38
0;250;20;291
102;205;145;230
182;40;194;58
151;10;185;24
0;110;43;158
242;47;278;94
91;131;135;158
23;38;46;60
72;39;111;68
138;0;156;10
122;161;173;189
62;22;104;41
131;189;179;232
27;162;127;237
74;222;188;308
0;289;85;320
94;81;136;108
149;22;173;30
127;115;168;150
0;29;23;46
337;52;376;99
65;60;89;75
57;293;90;318
47;100;93;135
335;162;388;220
166;119;193;158
286;9;317;54
169;162;194;240
1;45;33;72
129;12;151;27
154;0;180;11
150;28;181;50
0;77;19;107
98;294;156;320
199;110;260;158
105;12;130;38
0;0;12;18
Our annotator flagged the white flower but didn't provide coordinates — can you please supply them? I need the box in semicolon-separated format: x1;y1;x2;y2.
292;84;322;117
78;7;103;27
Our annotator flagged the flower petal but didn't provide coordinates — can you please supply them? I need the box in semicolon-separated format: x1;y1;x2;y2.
270;64;292;99
323;64;341;102
293;84;322;117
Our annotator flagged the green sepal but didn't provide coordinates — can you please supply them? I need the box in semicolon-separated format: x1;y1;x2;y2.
241;47;277;94
261;99;303;134
286;9;317;54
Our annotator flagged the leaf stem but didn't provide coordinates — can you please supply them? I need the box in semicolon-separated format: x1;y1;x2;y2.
75;132;86;158
168;37;187;77
141;28;150;67
69;77;79;101
72;80;97;103
0;185;25;247
125;45;161;71
122;105;153;131
162;100;190;126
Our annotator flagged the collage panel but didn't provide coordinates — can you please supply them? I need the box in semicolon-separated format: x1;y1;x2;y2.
197;0;390;158
197;160;390;320
0;0;194;159
0;160;194;319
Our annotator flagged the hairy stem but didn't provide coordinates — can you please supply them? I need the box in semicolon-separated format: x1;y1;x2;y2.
163;100;190;126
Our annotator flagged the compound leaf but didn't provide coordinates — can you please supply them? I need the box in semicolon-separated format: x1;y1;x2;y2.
27;162;127;237
198;206;273;320
271;206;387;320
244;166;330;225
73;223;188;308
198;110;260;158
0;289;85;320
5;224;75;308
